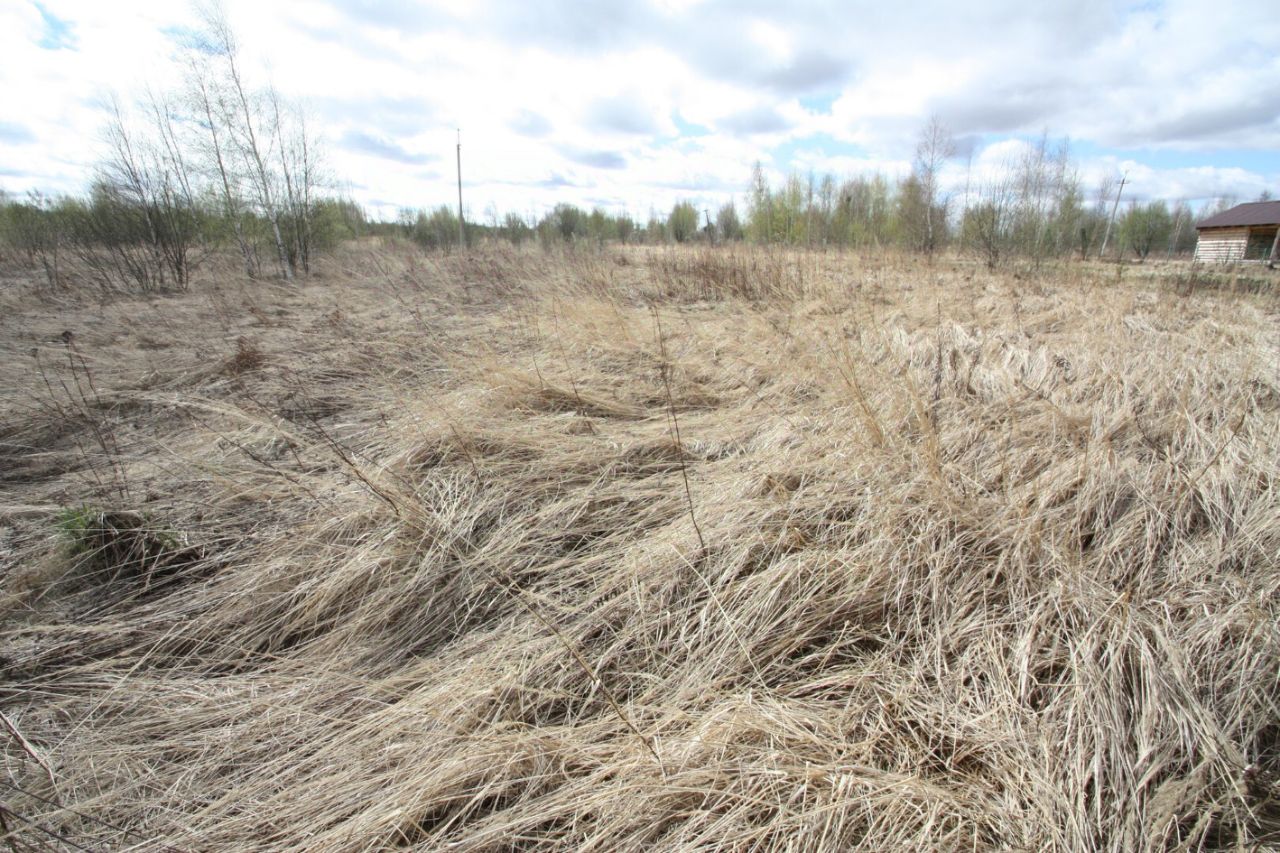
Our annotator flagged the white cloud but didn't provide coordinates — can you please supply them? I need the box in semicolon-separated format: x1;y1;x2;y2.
1;0;1276;215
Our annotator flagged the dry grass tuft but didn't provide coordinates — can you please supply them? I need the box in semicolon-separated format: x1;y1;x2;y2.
1;244;1278;851
221;336;267;376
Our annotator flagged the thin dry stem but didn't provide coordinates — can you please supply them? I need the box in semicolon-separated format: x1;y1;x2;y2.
1;243;1277;851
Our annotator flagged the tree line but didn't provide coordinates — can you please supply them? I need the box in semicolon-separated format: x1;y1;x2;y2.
382;123;1211;267
0;187;366;292
383;199;734;251
2;70;1235;288
0;5;368;293
715;124;1205;267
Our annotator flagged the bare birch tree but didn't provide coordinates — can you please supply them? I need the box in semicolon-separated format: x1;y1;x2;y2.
269;86;320;274
197;1;293;280
87;94;202;290
963;171;1016;270
187;53;258;277
911;115;956;257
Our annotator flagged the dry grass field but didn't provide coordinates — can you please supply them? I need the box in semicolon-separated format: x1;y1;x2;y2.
1;243;1278;851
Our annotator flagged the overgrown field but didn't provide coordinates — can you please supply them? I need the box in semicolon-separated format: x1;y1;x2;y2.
1;245;1277;851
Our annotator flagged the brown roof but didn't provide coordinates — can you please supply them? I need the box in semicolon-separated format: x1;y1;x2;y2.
1196;200;1280;229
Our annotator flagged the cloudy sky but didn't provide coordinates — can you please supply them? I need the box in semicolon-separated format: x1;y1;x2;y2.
2;0;1277;221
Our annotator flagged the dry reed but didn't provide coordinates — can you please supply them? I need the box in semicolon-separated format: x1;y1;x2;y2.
1;243;1277;851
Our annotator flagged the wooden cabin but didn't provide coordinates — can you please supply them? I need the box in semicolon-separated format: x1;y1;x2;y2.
1193;201;1280;262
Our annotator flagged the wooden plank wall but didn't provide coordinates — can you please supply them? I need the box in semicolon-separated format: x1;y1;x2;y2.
1194;227;1248;262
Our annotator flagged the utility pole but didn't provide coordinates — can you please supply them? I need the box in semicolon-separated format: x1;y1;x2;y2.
456;128;465;249
1099;171;1127;260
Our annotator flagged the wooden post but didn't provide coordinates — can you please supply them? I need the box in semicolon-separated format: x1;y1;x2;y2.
456;129;465;249
1268;226;1280;269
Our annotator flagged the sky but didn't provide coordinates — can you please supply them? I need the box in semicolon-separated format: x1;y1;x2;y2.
1;0;1277;222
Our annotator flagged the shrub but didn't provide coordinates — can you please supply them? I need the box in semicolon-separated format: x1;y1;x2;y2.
668;201;699;243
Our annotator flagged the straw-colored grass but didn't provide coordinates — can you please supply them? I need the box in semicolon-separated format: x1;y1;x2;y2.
1;243;1277;851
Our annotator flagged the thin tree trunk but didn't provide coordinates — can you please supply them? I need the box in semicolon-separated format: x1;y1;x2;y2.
107;97;163;288
212;10;292;281
270;88;301;273
193;71;256;277
299;122;314;273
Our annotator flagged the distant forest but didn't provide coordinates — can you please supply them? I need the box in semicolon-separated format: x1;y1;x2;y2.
0;11;1246;293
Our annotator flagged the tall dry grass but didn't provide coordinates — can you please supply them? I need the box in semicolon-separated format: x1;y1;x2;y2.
1;243;1278;851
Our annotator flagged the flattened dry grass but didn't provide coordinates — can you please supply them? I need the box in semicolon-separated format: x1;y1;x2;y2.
1;244;1278;851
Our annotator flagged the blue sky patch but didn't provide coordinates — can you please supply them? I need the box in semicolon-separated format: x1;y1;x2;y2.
160;24;218;54
671;114;710;139
799;94;837;115
0;121;36;145
768;134;881;174
33;1;78;50
1070;139;1280;175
